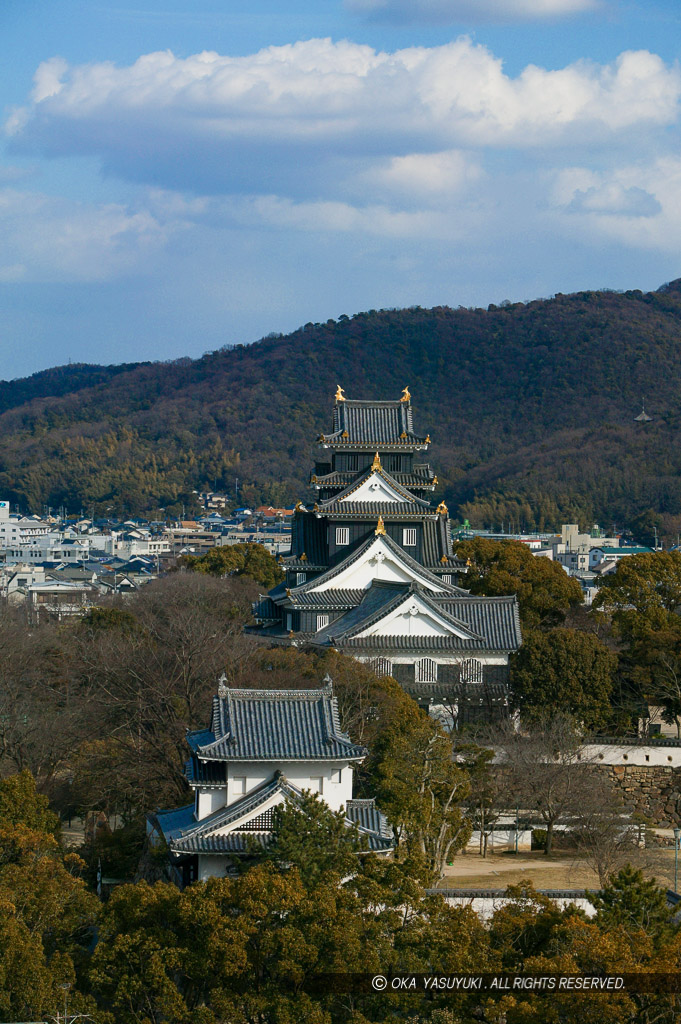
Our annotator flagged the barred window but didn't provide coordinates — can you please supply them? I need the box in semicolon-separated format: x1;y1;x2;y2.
416;658;438;682
316;614;330;631
403;528;417;547
442;574;452;584
371;657;393;678
336;527;350;546
296;572;306;585
461;659;483;683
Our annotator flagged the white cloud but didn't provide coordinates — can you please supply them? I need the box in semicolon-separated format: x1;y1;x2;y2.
552;158;681;250
346;0;598;23
6;39;679;201
0;188;174;283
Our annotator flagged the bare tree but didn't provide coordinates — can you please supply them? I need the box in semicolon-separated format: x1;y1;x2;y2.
490;713;601;855
572;777;643;886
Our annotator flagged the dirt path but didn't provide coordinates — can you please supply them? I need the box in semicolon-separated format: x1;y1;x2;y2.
437;849;679;891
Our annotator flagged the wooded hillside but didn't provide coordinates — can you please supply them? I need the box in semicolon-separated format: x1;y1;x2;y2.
3;281;681;535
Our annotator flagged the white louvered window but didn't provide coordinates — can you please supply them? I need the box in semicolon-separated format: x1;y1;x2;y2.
371;657;393;678
336;527;350;546
403;528;417;547
461;659;483;683
416;658;438;682
286;613;293;631
442;574;452;584
296;572;306;585
316;614;329;631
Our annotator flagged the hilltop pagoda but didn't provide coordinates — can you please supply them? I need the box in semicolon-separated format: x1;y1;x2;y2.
249;388;522;712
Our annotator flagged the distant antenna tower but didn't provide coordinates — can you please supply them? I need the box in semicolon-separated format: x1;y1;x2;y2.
634;398;652;423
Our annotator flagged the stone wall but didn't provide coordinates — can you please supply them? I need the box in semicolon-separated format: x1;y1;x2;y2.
598;763;681;827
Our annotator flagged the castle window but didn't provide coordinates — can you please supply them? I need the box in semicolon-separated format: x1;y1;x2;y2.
332;769;342;784
309;777;324;794
442;574;452;584
233;777;246;795
316;614;329;631
296;572;306;585
461;659;483;683
336;527;350;546
416;658;437;682
403;528;417;547
371;657;393;678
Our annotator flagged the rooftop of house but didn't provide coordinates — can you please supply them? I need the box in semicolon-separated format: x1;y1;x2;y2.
186;682;367;763
319;389;429;447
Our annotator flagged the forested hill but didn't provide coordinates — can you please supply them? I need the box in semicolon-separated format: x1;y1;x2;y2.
4;281;681;537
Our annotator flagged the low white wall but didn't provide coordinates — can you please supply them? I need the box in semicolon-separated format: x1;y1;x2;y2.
583;743;681;767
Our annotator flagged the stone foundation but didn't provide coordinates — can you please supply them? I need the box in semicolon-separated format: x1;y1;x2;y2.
598;764;681;827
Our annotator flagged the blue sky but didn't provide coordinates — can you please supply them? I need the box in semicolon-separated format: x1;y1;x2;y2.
2;0;681;379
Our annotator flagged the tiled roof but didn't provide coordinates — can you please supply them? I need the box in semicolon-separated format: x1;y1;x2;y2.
318;465;431;510
197;685;367;761
149;803;195;842
346;798;393;843
314;469;436;489
340;634;513;651
321;399;428;447
317;502;435;517
171;832;271;853
289;533;465;597
435;596;522;650
171;775;284;850
169;774;393;854
289;589;365;609
315;583;484;645
186;729;215;753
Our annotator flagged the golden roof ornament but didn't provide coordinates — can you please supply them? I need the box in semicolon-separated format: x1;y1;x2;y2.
313;502;319;512
466;557;472;568
400;385;411;403
400;431;408;440
300;552;307;562
371;451;382;471
432;475;438;486
440;555;448;564
335;385;346;402
295;500;304;510
425;434;431;443
436;501;448;515
289;630;295;638
286;588;291;597
375;515;387;536
342;430;349;439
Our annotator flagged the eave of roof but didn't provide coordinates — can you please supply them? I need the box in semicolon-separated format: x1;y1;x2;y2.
288;532;466;598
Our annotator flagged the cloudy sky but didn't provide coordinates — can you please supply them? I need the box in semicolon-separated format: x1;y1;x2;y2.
2;0;681;378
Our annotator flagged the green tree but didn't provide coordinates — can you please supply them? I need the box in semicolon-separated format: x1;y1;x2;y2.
376;716;471;878
182;542;284;587
262;791;362;887
0;769;61;837
455;538;582;628
594;552;681;732
510;628;617;729
594;551;681;635
590;865;675;947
